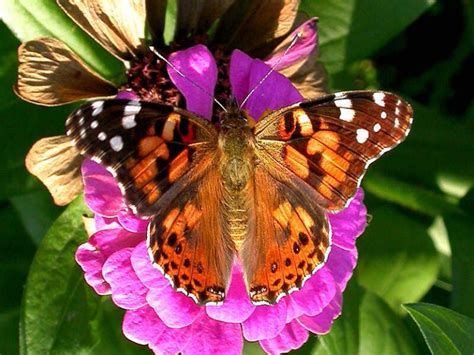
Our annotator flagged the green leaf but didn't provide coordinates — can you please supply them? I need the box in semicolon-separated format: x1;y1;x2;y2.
404;303;474;355
10;190;63;245
312;280;419;354
0;0;123;80
300;0;435;73
445;211;474;318
363;172;459;217
20;197;98;354
357;206;440;311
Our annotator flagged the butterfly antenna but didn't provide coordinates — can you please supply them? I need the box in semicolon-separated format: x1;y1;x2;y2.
150;46;228;113
239;31;302;110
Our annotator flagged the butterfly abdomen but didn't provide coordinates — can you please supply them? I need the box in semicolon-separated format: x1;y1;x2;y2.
218;122;255;249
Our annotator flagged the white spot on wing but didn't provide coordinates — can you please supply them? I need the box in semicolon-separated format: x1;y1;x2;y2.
395;107;400;115
124;102;141;115
122;115;137;129
79;116;85;126
373;92;386;107
339;108;355;122
335;99;353;108
92;101;104;116
98;132;107;141
380;111;387;119
80;128;86;138
91;120;98;129
394;118;400;128
110;135;123;151
373;123;381;132
356;128;369;143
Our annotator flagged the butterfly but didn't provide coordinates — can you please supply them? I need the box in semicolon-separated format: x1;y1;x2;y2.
66;90;413;306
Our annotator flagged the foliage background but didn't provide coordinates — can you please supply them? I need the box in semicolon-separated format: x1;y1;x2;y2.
0;0;473;354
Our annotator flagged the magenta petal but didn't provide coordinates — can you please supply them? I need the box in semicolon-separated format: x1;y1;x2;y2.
242;300;287;341
147;286;202;328
290;268;337;317
206;265;255;323
131;241;169;290
329;189;367;251
117;209;149;233
230;50;303;120
94;215;120;230
75;243;111;295
265;18;318;70
325;245;358;292
123;305;166;345
182;314;243;355
82;160;123;217
260;320;309;355
150;322;193;354
75;228;143;295
168;44;217;119
298;289;343;335
103;247;148;309
116;90;140;100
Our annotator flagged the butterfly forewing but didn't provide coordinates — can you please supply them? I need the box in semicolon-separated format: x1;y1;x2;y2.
66;99;217;216
254;91;413;211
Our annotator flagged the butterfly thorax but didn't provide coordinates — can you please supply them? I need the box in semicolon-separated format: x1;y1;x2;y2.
218;111;255;248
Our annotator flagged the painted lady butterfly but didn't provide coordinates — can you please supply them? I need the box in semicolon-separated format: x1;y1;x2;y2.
66;90;412;305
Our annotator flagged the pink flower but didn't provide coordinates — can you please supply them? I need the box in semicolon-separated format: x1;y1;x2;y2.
76;25;367;354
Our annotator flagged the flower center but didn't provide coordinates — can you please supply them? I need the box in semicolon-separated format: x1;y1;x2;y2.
126;50;183;106
126;41;232;124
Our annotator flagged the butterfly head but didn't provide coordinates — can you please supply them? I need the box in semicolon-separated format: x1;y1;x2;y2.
219;98;248;130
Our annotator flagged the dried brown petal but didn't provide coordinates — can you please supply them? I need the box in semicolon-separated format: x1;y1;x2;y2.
281;54;329;99
16;38;117;106
269;18;328;98
57;0;146;60
215;0;299;52
175;0;235;39
25;135;84;206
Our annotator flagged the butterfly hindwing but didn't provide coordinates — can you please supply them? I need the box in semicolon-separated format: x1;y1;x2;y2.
254;90;413;211
240;164;331;305
66;99;218;216
148;165;235;305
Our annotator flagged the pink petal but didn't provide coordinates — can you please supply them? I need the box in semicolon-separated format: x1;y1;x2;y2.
325;245;358;292
265;18;318;70
131;241;169;290
117;209;149;233
82;160;123;217
289;267;337;318
123;305;166;345
260;320;309;355
297;289;343;335
230;50;303;120
94;215;120;230
242;300;287;341
147;286;202;328
329;189;367;251
168;44;217;119
150;322;193;354
103;247;148;309
206;265;255;323
75;228;143;295
182;313;243;355
116;90;140;100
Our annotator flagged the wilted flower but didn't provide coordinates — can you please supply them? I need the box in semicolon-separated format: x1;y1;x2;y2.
17;0;327;206
76;44;366;354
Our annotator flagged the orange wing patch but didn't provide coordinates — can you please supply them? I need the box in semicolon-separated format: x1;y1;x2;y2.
240;166;331;305
147;167;235;305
